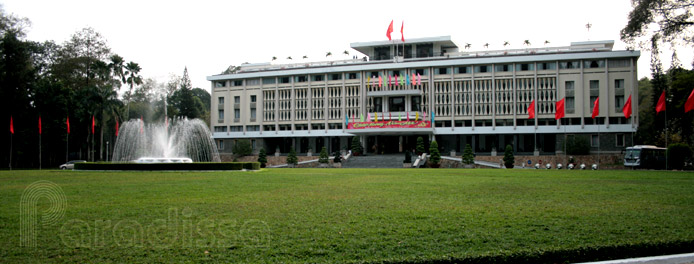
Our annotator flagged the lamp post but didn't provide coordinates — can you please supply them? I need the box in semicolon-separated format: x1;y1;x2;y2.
106;141;109;162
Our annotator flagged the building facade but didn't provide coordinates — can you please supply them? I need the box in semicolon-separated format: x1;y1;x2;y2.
207;36;639;156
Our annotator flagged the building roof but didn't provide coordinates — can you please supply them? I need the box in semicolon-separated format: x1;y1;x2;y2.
349;36;459;55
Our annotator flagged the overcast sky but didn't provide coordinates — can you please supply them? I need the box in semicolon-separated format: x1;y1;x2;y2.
3;0;692;94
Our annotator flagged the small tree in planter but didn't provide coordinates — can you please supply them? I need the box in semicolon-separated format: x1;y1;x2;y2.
351;136;363;156
403;150;412;168
257;148;267;168
428;141;441;168
332;151;342;168
503;144;515;168
462;144;474;168
318;147;329;167
416;136;426;155
287;148;298;168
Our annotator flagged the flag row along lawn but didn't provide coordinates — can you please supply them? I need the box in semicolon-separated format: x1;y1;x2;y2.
1;169;693;263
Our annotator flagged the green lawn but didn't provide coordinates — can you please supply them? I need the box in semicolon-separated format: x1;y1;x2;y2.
1;169;693;263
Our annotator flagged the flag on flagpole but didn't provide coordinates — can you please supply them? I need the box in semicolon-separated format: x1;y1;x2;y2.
378;75;382;87
527;100;535;119
406;74;410;86
555;98;565;120
367;113;371;121
415;112;419;121
399;75;404;86
388;75;392;86
66;117;70;134
656;90;666;115
592;97;600;119
622;95;632;119
400;21;404;42
38;116;42;134
386;20;394;40
417;73;421;85
395;75;399;86
375;112;378;122
686;89;694;113
92;115;96;134
360;114;364;122
345;114;349;127
10;116;14;134
367;76;371;87
115;120;119;137
389;112;392;120
398;113;402;121
431;111;435;122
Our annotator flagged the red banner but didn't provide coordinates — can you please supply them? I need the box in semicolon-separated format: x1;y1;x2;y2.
348;120;431;129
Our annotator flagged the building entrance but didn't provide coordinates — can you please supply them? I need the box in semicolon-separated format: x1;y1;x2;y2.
365;135;430;154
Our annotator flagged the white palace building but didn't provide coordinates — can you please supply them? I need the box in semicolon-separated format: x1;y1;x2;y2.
207;36;639;156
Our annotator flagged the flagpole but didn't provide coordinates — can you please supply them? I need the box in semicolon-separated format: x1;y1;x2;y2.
9;133;12;170
66;130;69;163
39;133;42;170
665;107;668;170
598;118;600;168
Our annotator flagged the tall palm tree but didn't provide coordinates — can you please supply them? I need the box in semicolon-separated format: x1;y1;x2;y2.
343;50;349;57
523;40;531;46
484;43;489;49
326;52;332;57
287;56;292;60
108;54;126;85
544;40;550;46
464;43;471;49
272;56;277;61
503;41;510;48
124;61;143;120
303;55;308;59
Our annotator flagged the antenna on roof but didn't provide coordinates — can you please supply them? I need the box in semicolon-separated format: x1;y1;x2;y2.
585;22;592;40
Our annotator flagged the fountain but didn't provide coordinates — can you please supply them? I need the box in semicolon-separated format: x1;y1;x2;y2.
111;117;220;162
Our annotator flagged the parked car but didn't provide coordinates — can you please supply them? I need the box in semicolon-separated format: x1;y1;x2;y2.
59;160;86;170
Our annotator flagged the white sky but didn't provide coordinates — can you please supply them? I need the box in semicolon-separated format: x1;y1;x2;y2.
3;0;692;94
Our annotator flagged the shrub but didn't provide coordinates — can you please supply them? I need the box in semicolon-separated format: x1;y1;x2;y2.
287;148;298;166
566;136;591;155
351;136;363;155
667;143;692;170
503;144;515;168
416;136;426;155
232;139;252;157
319;147;329;164
404;150;412;163
429;141;441;165
257;148;267;168
333;151;342;163
462;144;474;165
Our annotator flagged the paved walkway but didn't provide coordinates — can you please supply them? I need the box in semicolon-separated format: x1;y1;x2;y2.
575;253;694;264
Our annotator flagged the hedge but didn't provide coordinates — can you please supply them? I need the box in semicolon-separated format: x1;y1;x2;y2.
74;162;261;171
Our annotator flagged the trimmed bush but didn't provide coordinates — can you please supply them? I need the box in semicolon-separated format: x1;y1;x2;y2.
462;144;474;165
74;162;260;171
351;136;363;155
232;139;252;157
287;148;298;166
258;148;267;168
416;136;426;155
319;147;329;164
404;151;412;163
566;136;591;155
429;141;441;166
503;144;515;168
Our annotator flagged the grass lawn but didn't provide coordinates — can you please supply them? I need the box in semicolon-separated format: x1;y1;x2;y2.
1;168;693;263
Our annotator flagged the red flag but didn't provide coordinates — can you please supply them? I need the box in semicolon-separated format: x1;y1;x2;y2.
386;20;393;40
91;116;95;134
656;90;666;114
592;97;599;119
400;21;404;42
115;120;119;137
622;95;632;119
555;98;565;120
38;116;42;134
389;112;392;120
10;116;14;134
686;89;694;113
406;112;410;121
66;117;70;134
527;100;535;119
140;116;143;134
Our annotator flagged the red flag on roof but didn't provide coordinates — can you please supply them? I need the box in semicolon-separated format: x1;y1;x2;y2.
622;95;632;119
386;20;393;41
555;98;565;120
527;100;535;119
400;21;404;42
686;89;694;113
656;90;666;115
592;97;599;119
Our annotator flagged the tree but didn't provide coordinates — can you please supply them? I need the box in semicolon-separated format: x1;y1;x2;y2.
232;139;252;158
325;52;332;57
124;61;142;119
621;0;694;53
566;135;591;155
287;148;298;166
464;43;471;49
667;143;692;170
286;56;292;60
319;147;329;164
462;144;474;165
170;67;204;120
483;43;489;49
503;144;515;168
503;41;510;48
351;136;363;155
272;56;277;61
416;136;425;154
221;65;240;74
258;148;267;168
523;40;531;46
429;141;441;166
108;54;125;85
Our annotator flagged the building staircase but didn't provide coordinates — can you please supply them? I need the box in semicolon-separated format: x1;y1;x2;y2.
342;154;405;168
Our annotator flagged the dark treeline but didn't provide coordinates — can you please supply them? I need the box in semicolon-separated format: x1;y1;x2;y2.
1;7;209;168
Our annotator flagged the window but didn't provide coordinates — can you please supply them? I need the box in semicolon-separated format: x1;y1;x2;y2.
456;66;470;74
230;126;242;132
262;78;276;85
218;97;224;106
591;135;600;147
279;77;290;84
218;140;224;150
250;95;256;103
295;76;307;82
590;80;600;90
374;46;391;60
232;80;243;86
437;68;449;75
330;74;342;81
391;70;401;76
584;60;605;68
247;125;259;131
215;81;226;88
565;81;575;113
566;81;575;92
246;79;260;86
616;134;625;147
615;95;625;111
263;125;275;131
388;97;405;111
213;126;227;132
538;62;556;70
234;109;240;119
250;108;256;119
348;73;359;79
475;65;489;73
218;110;224;120
609;59;630;68
416;44;433;58
251;139;256;150
313;75;324;81
234;96;240;104
516;63;534;71
560;61;579;69
495;64;511;72
566;97;575;113
615;79;624;89
411;96;421;111
414;69;427;75
590;80;600;107
370;72;379;78
373;97;383;112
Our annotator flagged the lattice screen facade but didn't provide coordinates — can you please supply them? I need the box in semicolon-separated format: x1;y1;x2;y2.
328;86;342;120
454;80;473;117
345;85;360;119
311;87;324;120
263;90;275;121
474;79;493;116
295;88;308;121
433;81;451;117
278;89;291;121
